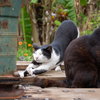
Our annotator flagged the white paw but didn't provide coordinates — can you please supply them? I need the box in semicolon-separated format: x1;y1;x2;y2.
55;66;61;71
27;68;35;76
32;74;36;77
18;72;24;78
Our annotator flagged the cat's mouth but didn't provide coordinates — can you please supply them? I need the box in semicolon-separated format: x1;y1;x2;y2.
36;60;40;62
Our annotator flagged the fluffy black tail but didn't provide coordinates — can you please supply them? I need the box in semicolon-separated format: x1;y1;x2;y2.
33;77;68;88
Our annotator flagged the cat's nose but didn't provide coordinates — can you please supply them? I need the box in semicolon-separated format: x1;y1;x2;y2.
36;57;38;60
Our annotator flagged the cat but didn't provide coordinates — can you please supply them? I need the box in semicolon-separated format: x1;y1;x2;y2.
33;27;100;88
19;20;80;78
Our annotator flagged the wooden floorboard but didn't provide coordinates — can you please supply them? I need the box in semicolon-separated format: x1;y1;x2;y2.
17;61;100;100
19;85;100;100
18;70;66;85
17;61;31;70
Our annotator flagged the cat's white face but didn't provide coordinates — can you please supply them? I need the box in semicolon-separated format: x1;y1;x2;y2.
33;49;50;63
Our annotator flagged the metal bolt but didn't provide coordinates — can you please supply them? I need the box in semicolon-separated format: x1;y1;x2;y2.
89;90;95;92
63;90;68;92
22;95;27;99
45;98;49;100
38;90;42;92
27;95;32;98
74;98;81;100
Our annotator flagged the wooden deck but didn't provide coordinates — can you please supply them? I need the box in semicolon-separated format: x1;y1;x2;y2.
18;70;66;85
17;61;65;85
17;61;100;100
19;86;100;100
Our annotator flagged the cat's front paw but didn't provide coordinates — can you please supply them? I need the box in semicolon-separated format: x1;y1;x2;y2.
55;66;61;71
27;69;35;77
18;71;24;78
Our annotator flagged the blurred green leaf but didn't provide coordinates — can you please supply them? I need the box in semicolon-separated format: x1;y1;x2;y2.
56;0;66;4
65;0;77;25
54;20;61;26
20;7;33;47
80;0;87;6
30;0;38;4
66;1;73;7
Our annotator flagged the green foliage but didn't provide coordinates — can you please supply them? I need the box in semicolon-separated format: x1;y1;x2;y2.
89;10;100;31
97;0;100;8
56;0;66;4
80;0;91;6
66;0;77;25
80;30;92;36
81;10;100;36
80;0;87;6
54;20;61;26
30;0;38;4
79;12;88;26
56;0;77;25
18;7;33;61
17;41;33;61
17;49;33;61
19;7;33;48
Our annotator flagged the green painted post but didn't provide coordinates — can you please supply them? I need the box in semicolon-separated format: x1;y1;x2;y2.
0;0;22;75
0;0;31;99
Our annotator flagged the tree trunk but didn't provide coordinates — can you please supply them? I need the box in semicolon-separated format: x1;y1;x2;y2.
27;4;40;46
41;0;53;45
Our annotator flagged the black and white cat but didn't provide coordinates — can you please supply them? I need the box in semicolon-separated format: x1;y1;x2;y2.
19;20;80;78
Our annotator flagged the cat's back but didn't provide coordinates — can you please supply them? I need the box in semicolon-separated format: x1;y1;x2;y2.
65;35;90;53
54;20;78;40
64;35;93;63
51;20;79;50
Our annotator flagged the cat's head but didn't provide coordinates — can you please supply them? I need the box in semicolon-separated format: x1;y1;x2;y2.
33;43;52;63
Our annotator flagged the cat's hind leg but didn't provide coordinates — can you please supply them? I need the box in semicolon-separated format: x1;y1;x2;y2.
55;61;64;71
55;65;61;71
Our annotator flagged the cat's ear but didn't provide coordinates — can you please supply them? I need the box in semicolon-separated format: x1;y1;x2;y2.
46;46;52;53
33;43;39;50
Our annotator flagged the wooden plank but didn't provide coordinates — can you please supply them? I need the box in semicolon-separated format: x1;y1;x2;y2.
17;61;31;70
17;62;100;100
19;85;100;100
16;61;65;70
18;70;66;85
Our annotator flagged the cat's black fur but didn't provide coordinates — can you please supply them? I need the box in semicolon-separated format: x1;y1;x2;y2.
23;20;79;77
33;27;100;88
